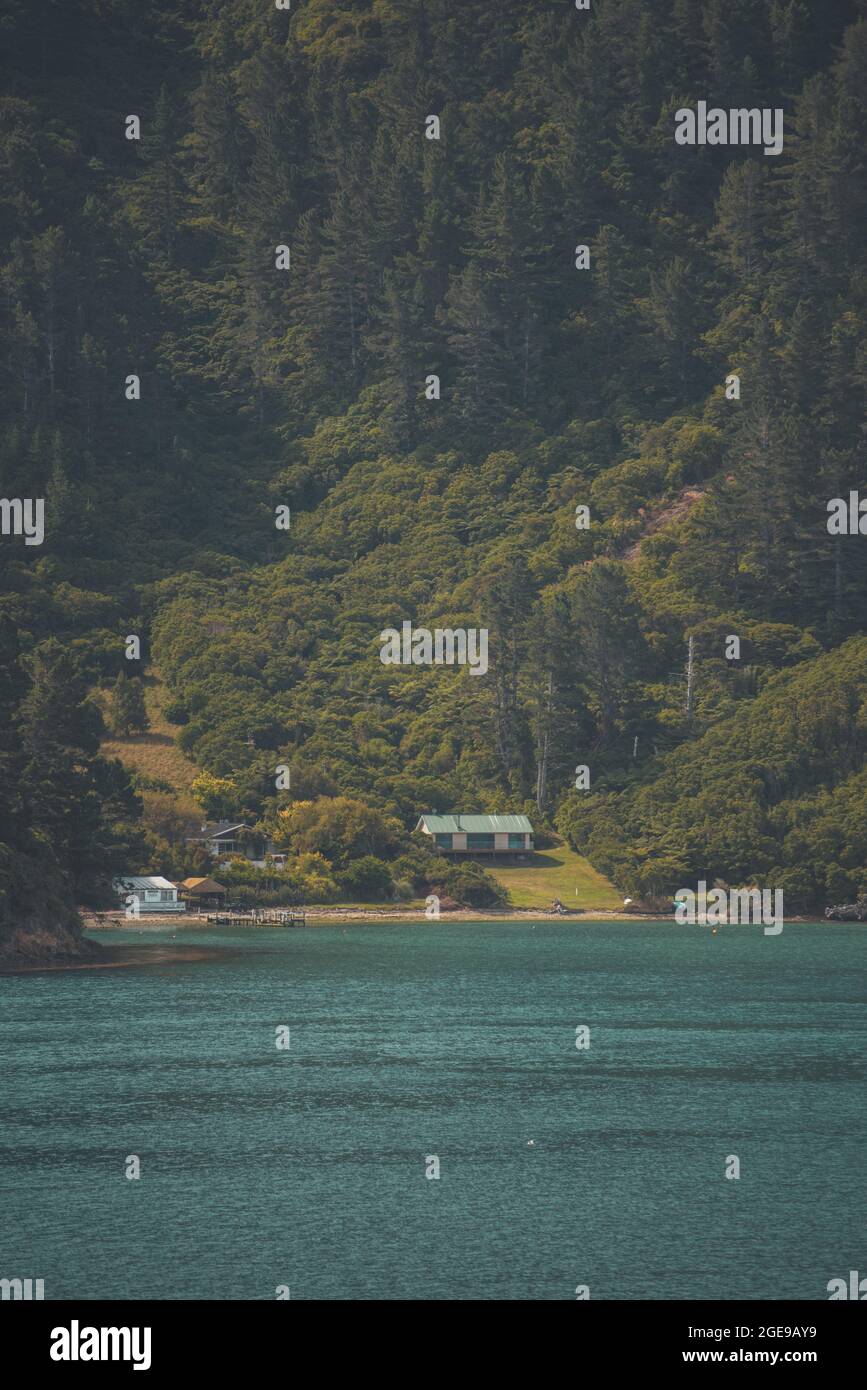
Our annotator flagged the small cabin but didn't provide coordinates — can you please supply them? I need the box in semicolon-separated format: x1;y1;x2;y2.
415;813;534;859
112;876;187;914
177;877;228;911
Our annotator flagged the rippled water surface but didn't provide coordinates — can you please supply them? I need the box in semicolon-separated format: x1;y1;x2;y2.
1;920;864;1299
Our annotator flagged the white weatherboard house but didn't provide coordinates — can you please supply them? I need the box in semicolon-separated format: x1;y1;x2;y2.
415;813;534;859
112;876;187;914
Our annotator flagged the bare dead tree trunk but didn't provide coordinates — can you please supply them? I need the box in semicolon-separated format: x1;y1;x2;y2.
685;634;695;723
535;670;553;811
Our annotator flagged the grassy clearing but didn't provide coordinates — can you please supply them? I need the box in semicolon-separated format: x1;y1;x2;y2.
492;845;621;911
330;846;621;914
327;847;621;915
99;677;619;916
100;670;199;794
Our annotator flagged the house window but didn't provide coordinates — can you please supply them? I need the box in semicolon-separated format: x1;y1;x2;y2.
508;834;525;849
466;833;494;850
435;834;453;849
145;890;159;900
160;890;174;901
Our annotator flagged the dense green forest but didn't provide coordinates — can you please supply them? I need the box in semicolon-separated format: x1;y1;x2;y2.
2;0;867;938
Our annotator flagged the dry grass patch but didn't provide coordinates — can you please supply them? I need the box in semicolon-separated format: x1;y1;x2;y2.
100;669;199;794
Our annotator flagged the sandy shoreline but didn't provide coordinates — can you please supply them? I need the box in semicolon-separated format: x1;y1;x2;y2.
84;907;672;928
82;908;837;929
81;907;835;933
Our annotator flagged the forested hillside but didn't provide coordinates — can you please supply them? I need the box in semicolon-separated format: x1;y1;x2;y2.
2;0;867;933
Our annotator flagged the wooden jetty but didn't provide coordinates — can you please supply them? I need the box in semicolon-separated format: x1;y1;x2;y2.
204;908;306;928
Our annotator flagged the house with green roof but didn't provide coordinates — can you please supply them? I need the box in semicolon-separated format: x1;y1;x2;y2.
415;813;534;859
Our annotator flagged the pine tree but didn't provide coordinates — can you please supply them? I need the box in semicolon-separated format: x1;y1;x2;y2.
525;590;593;813
109;672;149;737
711;160;770;283
570;561;647;748
643;256;707;400
442;260;510;424
140;85;188;266
365;262;428;449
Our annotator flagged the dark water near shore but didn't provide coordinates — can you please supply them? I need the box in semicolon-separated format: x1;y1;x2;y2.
1;921;864;1300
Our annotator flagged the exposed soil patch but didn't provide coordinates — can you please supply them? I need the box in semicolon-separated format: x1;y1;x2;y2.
622;487;706;562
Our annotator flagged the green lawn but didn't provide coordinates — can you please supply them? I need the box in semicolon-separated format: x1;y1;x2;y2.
315;847;621;914
491;845;622;911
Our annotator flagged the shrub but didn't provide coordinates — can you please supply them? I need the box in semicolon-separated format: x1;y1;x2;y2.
442;862;506;908
337;856;394;901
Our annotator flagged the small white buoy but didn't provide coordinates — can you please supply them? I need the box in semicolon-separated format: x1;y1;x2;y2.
526;1139;535;1147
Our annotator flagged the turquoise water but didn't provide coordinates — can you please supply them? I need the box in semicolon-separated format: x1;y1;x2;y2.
1;921;864;1301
